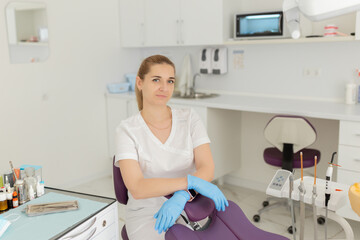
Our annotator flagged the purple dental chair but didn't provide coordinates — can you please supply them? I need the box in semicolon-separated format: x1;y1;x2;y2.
253;115;321;233
113;157;289;240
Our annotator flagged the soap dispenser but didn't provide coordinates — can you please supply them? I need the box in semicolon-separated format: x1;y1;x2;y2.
199;48;212;74
212;48;227;74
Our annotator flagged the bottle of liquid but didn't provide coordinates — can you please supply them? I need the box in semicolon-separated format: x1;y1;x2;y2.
6;191;13;209
0;192;8;212
28;185;35;201
12;191;19;208
4;176;10;192
346;82;357;104
24;167;37;200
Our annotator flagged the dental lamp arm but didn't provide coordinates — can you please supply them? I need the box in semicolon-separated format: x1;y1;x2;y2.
283;0;301;39
283;0;360;39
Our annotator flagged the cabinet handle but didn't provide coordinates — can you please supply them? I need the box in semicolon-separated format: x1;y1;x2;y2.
354;158;360;162
102;220;107;227
62;217;96;239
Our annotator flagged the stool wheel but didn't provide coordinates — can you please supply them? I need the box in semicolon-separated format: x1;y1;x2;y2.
262;201;269;207
253;214;260;222
317;217;325;225
287;226;296;234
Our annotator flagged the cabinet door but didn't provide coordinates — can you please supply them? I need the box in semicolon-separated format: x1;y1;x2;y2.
180;0;223;45
144;0;180;47
119;0;145;47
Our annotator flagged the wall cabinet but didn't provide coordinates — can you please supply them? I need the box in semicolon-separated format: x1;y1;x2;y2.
119;0;223;47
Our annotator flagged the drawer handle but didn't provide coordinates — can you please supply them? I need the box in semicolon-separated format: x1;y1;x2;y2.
85;228;97;240
62;217;96;239
102;220;107;227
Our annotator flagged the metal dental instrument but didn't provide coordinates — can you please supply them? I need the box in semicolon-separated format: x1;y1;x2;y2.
299;152;305;240
289;171;296;240
325;152;337;240
312;156;318;240
9;161;18;181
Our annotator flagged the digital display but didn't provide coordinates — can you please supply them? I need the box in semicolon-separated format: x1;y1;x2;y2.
235;11;284;38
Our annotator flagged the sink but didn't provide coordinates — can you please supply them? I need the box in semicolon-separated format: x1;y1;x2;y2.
172;91;219;99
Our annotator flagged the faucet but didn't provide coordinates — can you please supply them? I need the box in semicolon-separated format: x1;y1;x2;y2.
190;73;201;96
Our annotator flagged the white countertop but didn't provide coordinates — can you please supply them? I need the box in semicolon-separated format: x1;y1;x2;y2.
106;92;360;122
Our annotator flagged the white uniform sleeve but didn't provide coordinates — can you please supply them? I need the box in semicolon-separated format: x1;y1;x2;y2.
114;123;138;167
190;108;211;149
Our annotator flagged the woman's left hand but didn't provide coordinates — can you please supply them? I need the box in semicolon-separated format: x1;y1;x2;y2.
154;190;190;234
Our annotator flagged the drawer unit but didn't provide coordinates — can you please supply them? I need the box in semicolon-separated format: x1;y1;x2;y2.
338;145;360;172
59;202;117;240
339;120;360;147
337;168;360;185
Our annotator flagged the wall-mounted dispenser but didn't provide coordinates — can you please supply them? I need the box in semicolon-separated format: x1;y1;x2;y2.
212;48;227;74
199;48;212;74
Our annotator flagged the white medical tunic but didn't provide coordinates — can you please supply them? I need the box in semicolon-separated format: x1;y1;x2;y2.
114;107;210;240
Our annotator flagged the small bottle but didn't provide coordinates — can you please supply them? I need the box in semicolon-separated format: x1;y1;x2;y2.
346;82;357;104
12;191;19;208
20;168;25;180
0;192;8;212
4;176;10;192
28;185;35;201
0;175;3;188
6;191;13;209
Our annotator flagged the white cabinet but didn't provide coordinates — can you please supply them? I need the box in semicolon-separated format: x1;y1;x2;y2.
337;120;360;185
180;0;223;46
119;0;145;47
58;202;118;240
120;0;223;47
144;0;180;47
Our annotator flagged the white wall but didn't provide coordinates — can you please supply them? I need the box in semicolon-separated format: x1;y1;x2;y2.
0;0;140;188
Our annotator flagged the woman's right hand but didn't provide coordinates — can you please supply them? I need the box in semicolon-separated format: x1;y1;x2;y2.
187;175;229;211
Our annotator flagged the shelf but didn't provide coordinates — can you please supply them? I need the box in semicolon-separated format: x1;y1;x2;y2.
14;42;48;47
223;36;356;45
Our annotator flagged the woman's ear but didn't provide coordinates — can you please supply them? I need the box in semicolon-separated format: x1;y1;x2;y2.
136;76;143;91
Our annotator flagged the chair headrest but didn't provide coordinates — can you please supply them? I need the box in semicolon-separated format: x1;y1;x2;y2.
113;156;129;205
264;115;316;153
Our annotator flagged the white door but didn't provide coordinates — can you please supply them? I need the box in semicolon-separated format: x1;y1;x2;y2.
180;0;223;46
144;0;180;47
119;0;145;47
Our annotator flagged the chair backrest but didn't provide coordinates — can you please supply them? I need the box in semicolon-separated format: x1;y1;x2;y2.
264;115;316;153
113;156;129;205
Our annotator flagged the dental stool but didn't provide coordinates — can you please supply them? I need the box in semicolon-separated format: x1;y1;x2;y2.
253;115;321;233
113;157;289;240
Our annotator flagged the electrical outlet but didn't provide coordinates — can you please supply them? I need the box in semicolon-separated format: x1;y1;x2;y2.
303;67;322;77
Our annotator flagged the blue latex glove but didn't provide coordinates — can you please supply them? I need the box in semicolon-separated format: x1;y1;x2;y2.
187;174;229;211
154;190;190;234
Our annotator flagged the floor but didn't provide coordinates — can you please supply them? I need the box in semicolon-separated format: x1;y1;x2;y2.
70;175;360;240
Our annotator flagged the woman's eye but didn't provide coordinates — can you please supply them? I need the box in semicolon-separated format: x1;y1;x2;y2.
168;80;175;84
152;79;160;82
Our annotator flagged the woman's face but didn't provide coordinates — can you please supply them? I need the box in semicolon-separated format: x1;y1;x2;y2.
137;63;175;107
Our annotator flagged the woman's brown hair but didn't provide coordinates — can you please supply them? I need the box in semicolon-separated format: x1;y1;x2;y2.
135;55;175;111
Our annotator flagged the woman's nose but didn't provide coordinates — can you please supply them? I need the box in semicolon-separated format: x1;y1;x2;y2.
159;81;168;91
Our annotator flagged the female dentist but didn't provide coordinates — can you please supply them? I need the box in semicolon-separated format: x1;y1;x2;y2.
115;55;228;240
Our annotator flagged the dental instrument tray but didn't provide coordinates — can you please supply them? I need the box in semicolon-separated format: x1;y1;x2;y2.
24;200;79;216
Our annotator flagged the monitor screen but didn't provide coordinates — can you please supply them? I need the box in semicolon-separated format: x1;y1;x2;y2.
235;12;283;38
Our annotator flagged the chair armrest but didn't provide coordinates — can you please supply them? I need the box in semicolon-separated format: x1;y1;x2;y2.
184;195;215;222
165;193;215;222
